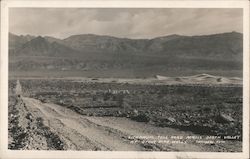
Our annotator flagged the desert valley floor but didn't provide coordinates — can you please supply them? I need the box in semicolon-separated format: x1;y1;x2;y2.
8;74;242;152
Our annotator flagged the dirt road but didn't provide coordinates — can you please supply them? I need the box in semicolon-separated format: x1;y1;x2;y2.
11;80;237;151
15;80;22;95
21;95;206;151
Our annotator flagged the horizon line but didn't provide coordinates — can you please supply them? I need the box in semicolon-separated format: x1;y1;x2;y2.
9;31;243;40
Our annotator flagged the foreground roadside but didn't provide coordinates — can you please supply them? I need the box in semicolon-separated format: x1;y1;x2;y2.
8;80;242;151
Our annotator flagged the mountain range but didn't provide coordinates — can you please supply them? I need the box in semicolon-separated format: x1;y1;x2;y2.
9;32;243;78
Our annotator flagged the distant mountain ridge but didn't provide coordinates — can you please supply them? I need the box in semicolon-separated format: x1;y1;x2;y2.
9;32;243;78
13;36;78;57
9;33;35;50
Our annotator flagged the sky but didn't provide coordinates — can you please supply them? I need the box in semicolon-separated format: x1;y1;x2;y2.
9;8;243;39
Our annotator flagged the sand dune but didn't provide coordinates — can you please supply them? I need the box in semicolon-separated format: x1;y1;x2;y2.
154;74;242;85
15;73;242;86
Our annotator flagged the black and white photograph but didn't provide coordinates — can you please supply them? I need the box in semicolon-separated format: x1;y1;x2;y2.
0;0;249;159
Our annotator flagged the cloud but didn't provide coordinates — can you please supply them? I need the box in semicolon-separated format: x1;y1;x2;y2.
9;8;243;39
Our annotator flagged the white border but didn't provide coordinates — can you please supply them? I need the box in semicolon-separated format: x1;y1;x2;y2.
0;1;249;159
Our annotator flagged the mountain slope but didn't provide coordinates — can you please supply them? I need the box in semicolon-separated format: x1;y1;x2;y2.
9;32;243;78
44;36;65;45
156;32;243;60
61;32;242;60
12;36;78;57
63;34;149;54
9;33;35;50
